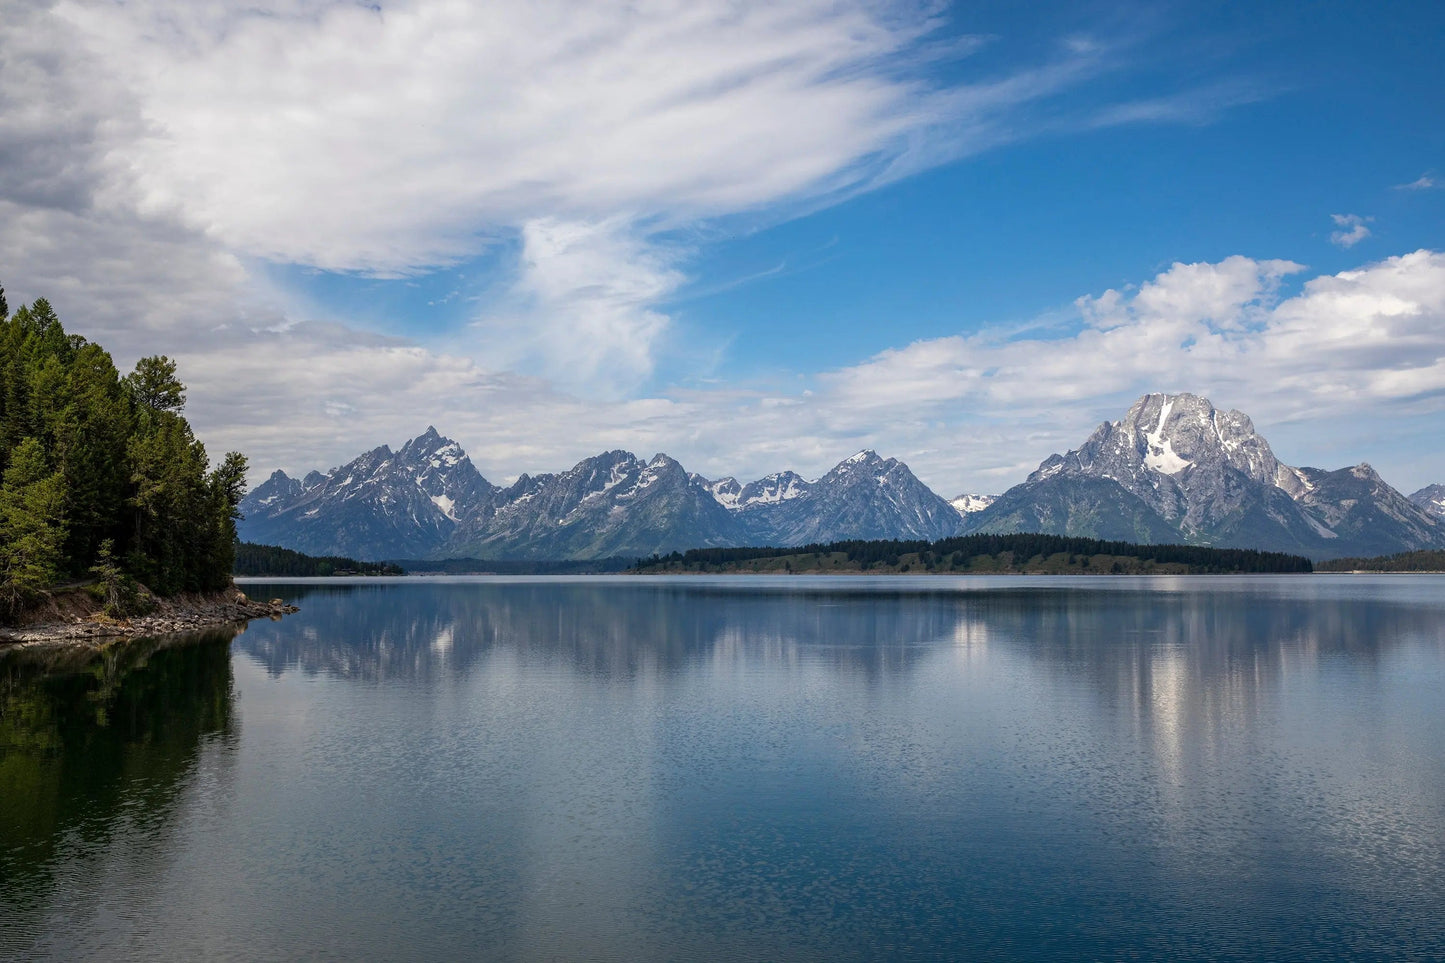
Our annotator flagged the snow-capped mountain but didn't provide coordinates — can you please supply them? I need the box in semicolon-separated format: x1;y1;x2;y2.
700;450;961;545
240;404;1442;563
443;451;739;560
950;493;996;516
963;393;1443;558
1411;484;1445;520
242;433;963;560
238;427;499;559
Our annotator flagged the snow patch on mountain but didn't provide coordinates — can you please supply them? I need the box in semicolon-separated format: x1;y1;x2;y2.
950;493;996;515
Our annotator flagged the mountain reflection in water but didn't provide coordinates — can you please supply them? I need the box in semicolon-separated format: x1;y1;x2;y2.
2;575;1443;961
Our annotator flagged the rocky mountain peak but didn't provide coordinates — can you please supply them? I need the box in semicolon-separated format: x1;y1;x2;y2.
397;426;466;466
1409;483;1445;519
1027;392;1289;498
839;449;884;468
968;392;1443;559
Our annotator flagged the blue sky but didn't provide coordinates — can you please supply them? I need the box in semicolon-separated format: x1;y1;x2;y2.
3;0;1444;493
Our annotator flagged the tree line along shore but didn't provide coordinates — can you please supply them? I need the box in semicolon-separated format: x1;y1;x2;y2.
633;533;1315;575
0;284;245;628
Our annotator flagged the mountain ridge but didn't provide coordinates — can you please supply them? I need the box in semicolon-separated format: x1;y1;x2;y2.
240;395;1445;562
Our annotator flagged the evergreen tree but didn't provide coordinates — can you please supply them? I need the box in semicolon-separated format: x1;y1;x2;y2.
205;451;249;591
124;355;186;414
0;438;68;619
0;282;252;620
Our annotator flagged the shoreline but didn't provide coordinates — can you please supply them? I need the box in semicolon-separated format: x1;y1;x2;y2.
0;586;298;649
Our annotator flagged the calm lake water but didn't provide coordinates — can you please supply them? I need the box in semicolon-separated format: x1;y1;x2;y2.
3;575;1444;961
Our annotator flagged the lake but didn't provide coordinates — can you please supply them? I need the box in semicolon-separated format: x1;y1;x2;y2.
3;575;1444;960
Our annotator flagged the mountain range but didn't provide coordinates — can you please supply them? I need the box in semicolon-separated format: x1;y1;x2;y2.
240;430;960;561
239;393;1445;562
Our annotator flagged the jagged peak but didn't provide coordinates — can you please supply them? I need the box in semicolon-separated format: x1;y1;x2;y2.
400;425;462;456
267;468;292;482
577;449;639;467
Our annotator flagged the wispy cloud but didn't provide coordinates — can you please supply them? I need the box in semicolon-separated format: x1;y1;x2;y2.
4;0;1183;406
48;0;975;274
466;218;685;396
1394;175;1439;191
1330;213;1372;248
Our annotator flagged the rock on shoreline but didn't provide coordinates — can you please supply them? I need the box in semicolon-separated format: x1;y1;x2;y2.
0;587;298;648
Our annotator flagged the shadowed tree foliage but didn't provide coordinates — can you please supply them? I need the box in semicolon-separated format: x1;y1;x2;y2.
635;532;1314;575
0;283;247;619
0;439;68;617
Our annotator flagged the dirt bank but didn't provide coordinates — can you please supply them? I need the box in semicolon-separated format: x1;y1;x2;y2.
0;586;298;648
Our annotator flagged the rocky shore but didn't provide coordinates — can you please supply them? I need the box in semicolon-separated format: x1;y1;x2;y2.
0;587;298;649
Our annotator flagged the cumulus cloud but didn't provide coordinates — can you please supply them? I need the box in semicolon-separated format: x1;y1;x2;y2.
1330;213;1372;248
805;250;1445;488
174;250;1445;500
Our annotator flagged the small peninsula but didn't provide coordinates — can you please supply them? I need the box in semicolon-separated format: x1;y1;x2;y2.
0;282;294;646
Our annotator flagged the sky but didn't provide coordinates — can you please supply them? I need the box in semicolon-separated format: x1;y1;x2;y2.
2;0;1443;497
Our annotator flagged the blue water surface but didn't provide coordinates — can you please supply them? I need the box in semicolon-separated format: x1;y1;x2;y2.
2;575;1443;961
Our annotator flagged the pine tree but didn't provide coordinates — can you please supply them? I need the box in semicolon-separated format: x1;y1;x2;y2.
0;438;68;619
0;284;250;619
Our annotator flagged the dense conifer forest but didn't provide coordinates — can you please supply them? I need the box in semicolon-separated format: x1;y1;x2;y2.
635;532;1314;575
1316;550;1445;572
234;543;404;577
0;283;247;621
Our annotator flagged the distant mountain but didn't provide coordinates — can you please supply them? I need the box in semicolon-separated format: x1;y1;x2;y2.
697;450;962;546
238;427;499;559
961;393;1443;559
243;435;960;560
950;493;996;515
443;451;738;560
1411;484;1445;519
242;401;1442;562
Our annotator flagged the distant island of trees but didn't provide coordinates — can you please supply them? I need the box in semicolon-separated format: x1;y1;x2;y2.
1316;550;1445;573
0;283;246;622
234;543;404;577
634;533;1315;575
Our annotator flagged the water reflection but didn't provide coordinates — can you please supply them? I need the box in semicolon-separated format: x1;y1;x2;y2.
0;628;240;955
5;577;1444;960
236;576;1445;704
233;579;974;682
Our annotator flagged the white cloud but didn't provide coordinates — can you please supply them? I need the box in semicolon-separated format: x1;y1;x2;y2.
1394;175;1439;191
5;0;1155;409
795;250;1445;489
49;0;969;274
466;218;684;395
1330;213;1372;248
174;250;1445;501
